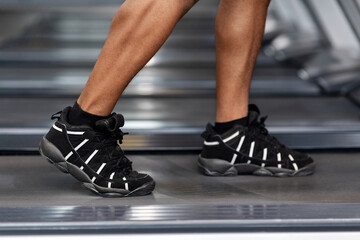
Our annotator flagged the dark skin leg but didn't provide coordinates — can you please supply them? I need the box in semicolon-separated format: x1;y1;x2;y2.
215;0;271;122
77;0;199;116
77;0;270;123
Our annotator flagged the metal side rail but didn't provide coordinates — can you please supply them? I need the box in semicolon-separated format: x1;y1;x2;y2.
1;96;359;151
0;67;320;98
0;48;276;68
2;125;360;152
0;204;360;233
11;32;216;50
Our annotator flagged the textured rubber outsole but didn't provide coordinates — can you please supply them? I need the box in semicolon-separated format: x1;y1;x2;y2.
39;137;155;197
198;155;315;177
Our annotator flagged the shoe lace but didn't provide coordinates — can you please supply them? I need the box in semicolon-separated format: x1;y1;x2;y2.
249;115;285;149
51;109;134;175
95;114;133;175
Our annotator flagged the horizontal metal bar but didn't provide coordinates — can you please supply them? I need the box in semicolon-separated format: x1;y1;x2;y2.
0;49;276;68
2;128;360;151
0;96;358;150
0;77;319;98
1;232;360;240
0;203;360;232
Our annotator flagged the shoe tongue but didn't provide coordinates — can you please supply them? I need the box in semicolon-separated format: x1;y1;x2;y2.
95;113;124;132
248;104;260;125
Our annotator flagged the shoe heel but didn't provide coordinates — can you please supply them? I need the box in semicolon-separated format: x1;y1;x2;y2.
198;155;237;176
39;137;69;174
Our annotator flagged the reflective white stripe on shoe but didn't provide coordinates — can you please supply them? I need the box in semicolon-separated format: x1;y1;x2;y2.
80;149;99;170
91;163;106;182
288;154;299;171
247;141;255;164
65;152;73;161
64;139;89;160
123;177;129;191
261;148;268;167
204;131;239;146
230;136;245;165
75;139;89;150
277;153;282;168
52;124;85;135
108;172;115;188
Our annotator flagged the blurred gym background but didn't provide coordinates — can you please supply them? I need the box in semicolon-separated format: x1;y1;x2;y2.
1;0;360;239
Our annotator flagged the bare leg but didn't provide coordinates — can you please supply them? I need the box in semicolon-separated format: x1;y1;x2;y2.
215;0;270;122
77;0;198;116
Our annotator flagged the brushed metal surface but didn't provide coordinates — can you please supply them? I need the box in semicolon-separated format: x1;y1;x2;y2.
0;97;360;150
0;66;319;97
0;152;360;231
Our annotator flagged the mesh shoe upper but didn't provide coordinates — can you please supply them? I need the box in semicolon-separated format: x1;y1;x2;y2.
200;104;314;171
44;107;153;191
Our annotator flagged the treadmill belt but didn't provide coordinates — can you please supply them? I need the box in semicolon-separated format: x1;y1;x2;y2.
0;152;359;206
0;152;360;232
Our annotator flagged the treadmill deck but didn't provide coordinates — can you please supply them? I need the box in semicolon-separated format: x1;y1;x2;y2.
0;152;360;232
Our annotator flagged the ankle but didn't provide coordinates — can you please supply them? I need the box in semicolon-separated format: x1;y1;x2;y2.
68;101;110;128
214;116;248;134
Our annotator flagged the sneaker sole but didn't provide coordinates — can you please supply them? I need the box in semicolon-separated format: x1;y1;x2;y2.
39;137;155;197
198;155;315;177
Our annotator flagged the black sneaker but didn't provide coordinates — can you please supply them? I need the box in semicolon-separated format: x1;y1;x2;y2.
39;107;155;197
198;104;315;177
